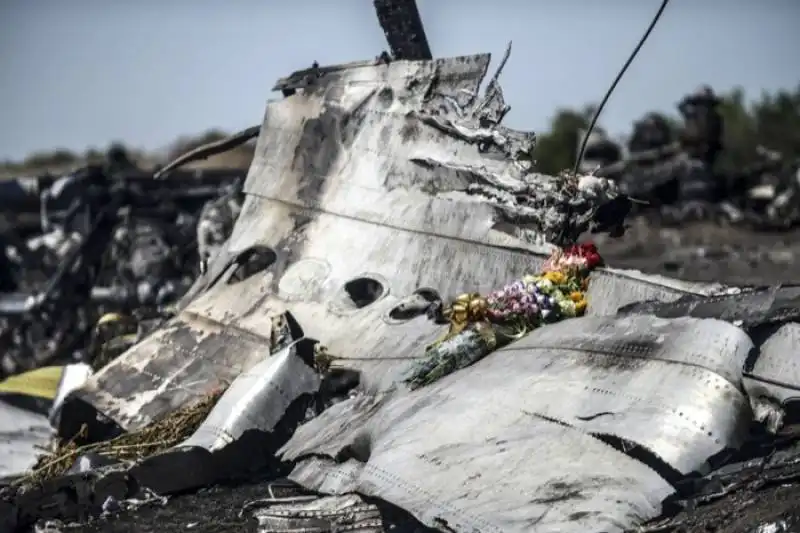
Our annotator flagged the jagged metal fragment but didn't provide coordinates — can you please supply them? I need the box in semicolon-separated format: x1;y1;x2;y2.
586;267;724;316
249;493;384;533
285;412;674;533
743;323;800;433
121;340;319;494
180;339;320;451
61;53;641;433
58;312;295;434
373;0;432;61
48;362;93;428
617;285;800;329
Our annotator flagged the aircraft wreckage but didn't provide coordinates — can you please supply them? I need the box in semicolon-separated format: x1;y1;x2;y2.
3;45;800;533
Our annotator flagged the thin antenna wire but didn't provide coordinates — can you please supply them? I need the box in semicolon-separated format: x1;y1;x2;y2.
573;0;671;175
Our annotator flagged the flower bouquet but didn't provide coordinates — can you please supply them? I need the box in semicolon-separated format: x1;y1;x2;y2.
404;243;603;389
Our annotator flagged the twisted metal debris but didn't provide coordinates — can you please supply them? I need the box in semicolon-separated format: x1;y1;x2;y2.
0;164;245;381
2;2;800;532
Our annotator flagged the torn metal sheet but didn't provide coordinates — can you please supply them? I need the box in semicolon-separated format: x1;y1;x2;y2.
744;323;800;432
284;410;674;533
180;339;320;451
124;339;319;494
48;363;92;428
617;285;800;329
58;311;294;434
62;54;718;435
585;267;724;317
249;493;384;533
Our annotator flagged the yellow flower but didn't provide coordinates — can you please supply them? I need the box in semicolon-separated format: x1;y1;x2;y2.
569;291;584;302
543;271;567;285
575;299;587;314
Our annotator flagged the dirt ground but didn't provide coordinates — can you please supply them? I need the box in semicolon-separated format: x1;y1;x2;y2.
595;217;800;286
27;217;800;533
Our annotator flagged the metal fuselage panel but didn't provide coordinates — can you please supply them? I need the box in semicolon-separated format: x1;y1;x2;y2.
67;55;557;429
66;55;720;436
744;323;800;406
285;389;675;533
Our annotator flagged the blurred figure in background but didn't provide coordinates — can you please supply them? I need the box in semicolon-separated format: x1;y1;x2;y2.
676;85;724;202
627;112;675;158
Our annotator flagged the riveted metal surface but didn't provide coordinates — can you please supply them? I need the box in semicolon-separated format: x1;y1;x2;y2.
528;315;752;387
286;406;674;533
744;322;800;406
282;316;752;484
488;315;753;475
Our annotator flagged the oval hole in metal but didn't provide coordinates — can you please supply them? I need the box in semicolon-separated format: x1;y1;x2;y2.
784;398;800;426
227;246;277;285
341;277;385;309
388;287;441;321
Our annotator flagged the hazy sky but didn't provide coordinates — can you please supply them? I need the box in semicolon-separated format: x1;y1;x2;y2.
1;0;798;160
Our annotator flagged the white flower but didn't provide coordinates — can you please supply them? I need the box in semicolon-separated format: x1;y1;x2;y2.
536;278;554;294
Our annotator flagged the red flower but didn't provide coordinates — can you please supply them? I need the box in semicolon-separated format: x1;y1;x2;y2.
565;242;604;270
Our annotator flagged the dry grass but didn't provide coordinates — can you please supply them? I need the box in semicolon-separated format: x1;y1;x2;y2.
0;129;256;180
18;386;226;485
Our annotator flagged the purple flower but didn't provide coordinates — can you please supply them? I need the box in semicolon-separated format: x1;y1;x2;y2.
509;281;525;293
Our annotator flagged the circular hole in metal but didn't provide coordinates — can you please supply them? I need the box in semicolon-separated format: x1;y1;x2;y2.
342;277;385;309
227;246;277;285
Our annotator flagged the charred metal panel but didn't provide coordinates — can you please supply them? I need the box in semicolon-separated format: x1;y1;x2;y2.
490;316;753;475
60;310;293;431
617;285;800;329
586;267;723;316
285;410;673;533
528;315;751;385
64;54;555;430
64;54;717;434
373;0;432;61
